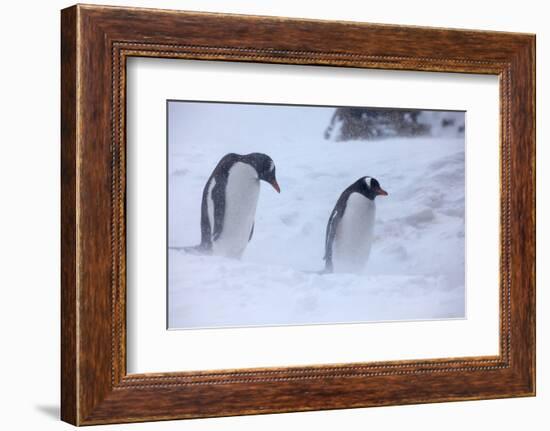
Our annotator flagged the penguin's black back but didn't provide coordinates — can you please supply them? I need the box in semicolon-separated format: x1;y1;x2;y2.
323;185;356;272
199;153;241;250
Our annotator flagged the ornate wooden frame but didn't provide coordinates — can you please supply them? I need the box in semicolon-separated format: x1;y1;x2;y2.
61;4;536;425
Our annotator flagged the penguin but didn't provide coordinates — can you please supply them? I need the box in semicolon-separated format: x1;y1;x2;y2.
187;152;280;259
324;176;388;274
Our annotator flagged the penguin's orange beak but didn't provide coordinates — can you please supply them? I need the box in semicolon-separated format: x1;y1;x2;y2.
376;187;388;196
269;179;281;193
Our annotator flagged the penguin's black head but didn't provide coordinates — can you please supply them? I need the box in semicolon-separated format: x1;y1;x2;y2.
356;176;388;200
244;153;280;193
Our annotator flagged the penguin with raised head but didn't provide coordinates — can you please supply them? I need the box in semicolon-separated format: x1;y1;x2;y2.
324;176;388;274
186;153;280;259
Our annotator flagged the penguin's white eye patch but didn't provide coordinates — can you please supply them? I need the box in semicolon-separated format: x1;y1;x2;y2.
269;161;275;172
364;177;372;188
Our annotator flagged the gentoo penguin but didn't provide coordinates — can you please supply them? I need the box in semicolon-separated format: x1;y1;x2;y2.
324;176;388;274
187;153;280;259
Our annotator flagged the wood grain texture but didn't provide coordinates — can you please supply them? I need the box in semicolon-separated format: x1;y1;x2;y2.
60;5;78;425
60;4;536;425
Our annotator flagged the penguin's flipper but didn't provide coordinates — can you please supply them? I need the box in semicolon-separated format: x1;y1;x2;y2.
248;223;255;242
324;208;341;272
211;179;227;242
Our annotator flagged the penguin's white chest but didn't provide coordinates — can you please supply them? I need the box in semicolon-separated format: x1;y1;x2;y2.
332;192;376;274
211;162;260;259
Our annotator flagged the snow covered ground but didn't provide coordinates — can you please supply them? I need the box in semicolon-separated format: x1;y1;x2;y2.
168;102;465;329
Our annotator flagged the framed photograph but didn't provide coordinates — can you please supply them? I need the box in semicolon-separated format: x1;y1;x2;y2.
61;4;535;425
